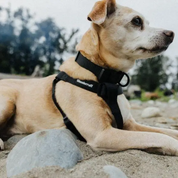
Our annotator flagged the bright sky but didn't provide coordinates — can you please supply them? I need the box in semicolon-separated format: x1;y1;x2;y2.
1;0;178;60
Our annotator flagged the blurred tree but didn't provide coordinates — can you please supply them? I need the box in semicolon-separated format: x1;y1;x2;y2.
172;57;178;91
35;18;79;75
131;55;171;91
0;7;15;73
0;6;79;76
176;57;178;80
10;8;42;75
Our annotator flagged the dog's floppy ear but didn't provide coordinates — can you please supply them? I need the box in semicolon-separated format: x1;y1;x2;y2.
87;0;116;25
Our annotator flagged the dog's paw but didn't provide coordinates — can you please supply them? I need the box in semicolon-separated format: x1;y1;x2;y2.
0;139;4;150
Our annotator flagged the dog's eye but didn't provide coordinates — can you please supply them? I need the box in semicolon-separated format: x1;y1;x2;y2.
131;17;143;28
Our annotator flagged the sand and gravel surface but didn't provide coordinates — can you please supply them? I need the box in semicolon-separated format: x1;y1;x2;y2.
0;101;178;178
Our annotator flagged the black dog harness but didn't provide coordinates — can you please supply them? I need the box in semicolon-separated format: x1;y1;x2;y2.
52;52;130;141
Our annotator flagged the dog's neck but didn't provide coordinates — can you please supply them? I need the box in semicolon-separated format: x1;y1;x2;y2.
76;25;135;73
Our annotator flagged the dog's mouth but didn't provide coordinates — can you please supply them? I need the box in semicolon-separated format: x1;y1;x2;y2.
137;46;168;53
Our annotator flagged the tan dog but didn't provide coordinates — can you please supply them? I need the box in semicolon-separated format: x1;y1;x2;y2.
0;0;178;155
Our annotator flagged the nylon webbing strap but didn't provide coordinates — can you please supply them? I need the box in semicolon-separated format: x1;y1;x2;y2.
75;52;130;87
52;71;124;141
98;83;123;129
54;71;100;94
52;74;86;141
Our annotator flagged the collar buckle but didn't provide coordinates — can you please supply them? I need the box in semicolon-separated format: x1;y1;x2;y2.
119;73;130;87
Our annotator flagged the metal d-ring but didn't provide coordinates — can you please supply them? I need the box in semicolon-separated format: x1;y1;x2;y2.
119;73;130;87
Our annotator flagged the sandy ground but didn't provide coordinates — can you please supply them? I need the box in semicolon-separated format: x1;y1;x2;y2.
0;101;178;178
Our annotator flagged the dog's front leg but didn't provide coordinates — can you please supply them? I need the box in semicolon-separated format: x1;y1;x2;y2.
117;94;178;141
124;117;178;141
84;94;178;155
88;127;178;156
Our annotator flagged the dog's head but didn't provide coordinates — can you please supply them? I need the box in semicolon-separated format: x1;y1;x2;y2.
77;0;174;72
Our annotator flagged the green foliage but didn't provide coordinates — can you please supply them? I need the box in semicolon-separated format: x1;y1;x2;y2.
140;91;150;102
0;7;79;76
132;55;171;91
138;89;178;102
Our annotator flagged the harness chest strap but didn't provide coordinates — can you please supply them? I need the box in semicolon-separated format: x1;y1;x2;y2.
52;71;124;141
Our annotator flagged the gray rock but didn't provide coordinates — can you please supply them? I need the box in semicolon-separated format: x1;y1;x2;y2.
170;101;178;108
155;101;167;108
6;129;83;177
147;100;155;105
130;100;142;105
103;165;128;178
141;107;161;118
168;99;176;104
127;85;141;98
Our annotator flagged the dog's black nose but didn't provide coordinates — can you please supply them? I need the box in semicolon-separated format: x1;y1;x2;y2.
163;30;175;43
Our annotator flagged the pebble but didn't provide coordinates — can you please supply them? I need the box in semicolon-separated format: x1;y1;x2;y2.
103;165;128;178
141;107;161;118
147;100;155;105
170;102;178;109
130;100;142;106
168;99;176;104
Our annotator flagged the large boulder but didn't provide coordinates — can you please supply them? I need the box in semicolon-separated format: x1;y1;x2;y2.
6;129;83;177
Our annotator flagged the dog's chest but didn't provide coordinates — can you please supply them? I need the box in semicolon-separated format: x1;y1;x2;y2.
117;94;131;122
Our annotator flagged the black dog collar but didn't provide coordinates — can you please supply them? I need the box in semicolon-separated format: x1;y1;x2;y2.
75;52;130;87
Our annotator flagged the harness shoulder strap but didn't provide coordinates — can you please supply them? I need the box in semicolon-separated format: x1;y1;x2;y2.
52;74;86;141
